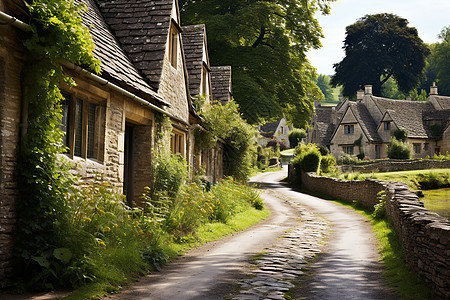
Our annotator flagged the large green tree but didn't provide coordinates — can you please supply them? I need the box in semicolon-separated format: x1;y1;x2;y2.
316;74;335;102
180;0;333;127
421;26;450;95
331;13;430;98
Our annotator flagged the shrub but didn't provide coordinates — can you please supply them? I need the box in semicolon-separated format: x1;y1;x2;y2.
392;129;408;142
372;191;386;219
292;148;321;173
416;172;450;189
266;139;287;152
387;137;412;159
294;142;319;156
320;154;336;173
153;152;188;197
337;153;363;165
288;128;306;148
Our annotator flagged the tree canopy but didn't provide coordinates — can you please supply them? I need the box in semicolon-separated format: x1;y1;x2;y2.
421;26;450;96
315;74;335;102
331;13;430;98
180;0;334;127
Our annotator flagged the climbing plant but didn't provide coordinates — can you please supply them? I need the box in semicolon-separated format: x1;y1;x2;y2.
16;0;99;288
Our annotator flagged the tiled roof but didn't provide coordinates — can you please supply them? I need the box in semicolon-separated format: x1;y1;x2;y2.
82;0;161;101
430;95;450;109
182;24;207;97
211;66;232;105
96;0;174;90
423;109;450;138
311;106;334;145
349;102;382;143
260;121;280;138
371;96;435;138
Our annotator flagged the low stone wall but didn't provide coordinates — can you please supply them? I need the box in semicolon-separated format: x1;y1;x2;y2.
339;159;450;173
297;171;450;299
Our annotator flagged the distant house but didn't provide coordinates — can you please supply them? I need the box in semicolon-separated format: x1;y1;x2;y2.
258;117;293;148
307;85;450;159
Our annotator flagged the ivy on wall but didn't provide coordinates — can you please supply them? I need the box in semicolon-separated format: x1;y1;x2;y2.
15;0;99;287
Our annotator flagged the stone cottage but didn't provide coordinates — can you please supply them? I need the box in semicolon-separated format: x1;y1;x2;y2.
181;23;225;182
307;85;450;159
0;0;228;287
258;117;293;148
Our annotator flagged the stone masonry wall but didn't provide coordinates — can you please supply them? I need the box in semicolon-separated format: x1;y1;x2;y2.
297;170;450;298
0;16;25;287
339;159;450;173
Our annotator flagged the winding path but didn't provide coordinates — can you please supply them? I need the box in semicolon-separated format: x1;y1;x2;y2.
104;169;395;300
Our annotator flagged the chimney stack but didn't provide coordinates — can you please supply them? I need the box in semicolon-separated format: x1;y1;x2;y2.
364;85;373;95
356;89;364;100
430;82;438;95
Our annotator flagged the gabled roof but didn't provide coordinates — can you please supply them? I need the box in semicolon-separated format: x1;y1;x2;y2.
370;96;435;139
182;24;208;97
349;102;382;143
96;0;175;90
211;66;232;105
260;121;280;138
423;109;450;138
430;95;450;110
83;0;162;102
312;106;335;145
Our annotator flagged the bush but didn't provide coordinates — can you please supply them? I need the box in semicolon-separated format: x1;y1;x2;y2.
416;172;450;189
153;152;188;197
387;137;412;159
288;128;306;148
266;139;287;152
292;148;321;173
294;142;319;156
337;153;363;165
320;154;336;173
392;129;408;142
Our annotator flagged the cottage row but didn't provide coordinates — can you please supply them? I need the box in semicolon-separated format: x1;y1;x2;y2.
0;0;233;285
307;85;450;159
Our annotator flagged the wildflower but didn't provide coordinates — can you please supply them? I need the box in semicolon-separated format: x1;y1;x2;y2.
98;241;106;248
84;217;92;223
123;233;126;236
105;226;111;232
113;223;118;228
138;230;144;234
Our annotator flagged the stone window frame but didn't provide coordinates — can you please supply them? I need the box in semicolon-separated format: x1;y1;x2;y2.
343;124;355;135
383;121;391;131
342;145;354;155
61;90;106;162
170;127;185;157
169;21;180;69
413;143;421;154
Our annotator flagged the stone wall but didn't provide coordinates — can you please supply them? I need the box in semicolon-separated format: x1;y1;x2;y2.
339;159;450;173
297;170;450;298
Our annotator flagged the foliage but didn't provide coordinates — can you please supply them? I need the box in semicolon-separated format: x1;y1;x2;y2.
266;139;287;152
200;101;258;181
331;13;430;97
288;128;306;148
391;129;408;142
293;142;319;156
425;152;450;160
319;154;336;174
316;74;335;102
416;172;450;190
153;152;188;198
15;0;100;289
372;191;386;219
421;26;450;96
387;137;412;159
337;153;364;165
292;148;321;173
180;0;333;126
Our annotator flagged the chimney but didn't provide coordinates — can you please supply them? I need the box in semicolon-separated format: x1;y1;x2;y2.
430;82;438;95
364;85;373;95
356;89;364;100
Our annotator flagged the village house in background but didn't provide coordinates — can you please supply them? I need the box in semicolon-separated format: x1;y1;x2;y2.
257;117;293;148
307;84;450;159
0;0;230;287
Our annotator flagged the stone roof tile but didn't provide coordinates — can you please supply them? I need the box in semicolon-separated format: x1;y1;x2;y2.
350;102;382;143
182;24;207;96
211;66;232;105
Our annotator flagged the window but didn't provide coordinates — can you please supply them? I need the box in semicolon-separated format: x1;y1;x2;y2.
344;124;354;135
424;143;429;151
169;23;178;69
384;121;391;131
413;143;421;154
61;91;104;160
343;146;354;155
170;130;185;156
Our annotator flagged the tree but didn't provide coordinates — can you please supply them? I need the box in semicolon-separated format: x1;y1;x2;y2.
331;13;430;97
288;128;306;148
316;74;335;102
180;0;333;127
422;26;450;95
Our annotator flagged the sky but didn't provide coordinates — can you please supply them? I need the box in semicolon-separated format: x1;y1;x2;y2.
307;0;450;75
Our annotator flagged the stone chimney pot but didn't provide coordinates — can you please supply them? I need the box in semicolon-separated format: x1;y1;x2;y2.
430;82;438;95
357;89;364;100
364;85;373;95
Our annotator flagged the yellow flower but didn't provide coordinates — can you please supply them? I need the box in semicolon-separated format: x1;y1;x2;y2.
123;233;126;236
84;217;92;223
105;226;111;232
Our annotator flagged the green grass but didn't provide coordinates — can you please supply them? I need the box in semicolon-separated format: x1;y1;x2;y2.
322;198;433;299
421;188;450;219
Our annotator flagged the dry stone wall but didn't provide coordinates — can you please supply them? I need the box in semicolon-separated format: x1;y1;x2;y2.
295;170;450;298
339;159;450;173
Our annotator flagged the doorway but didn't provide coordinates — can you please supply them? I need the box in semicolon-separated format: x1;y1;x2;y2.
124;123;134;207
